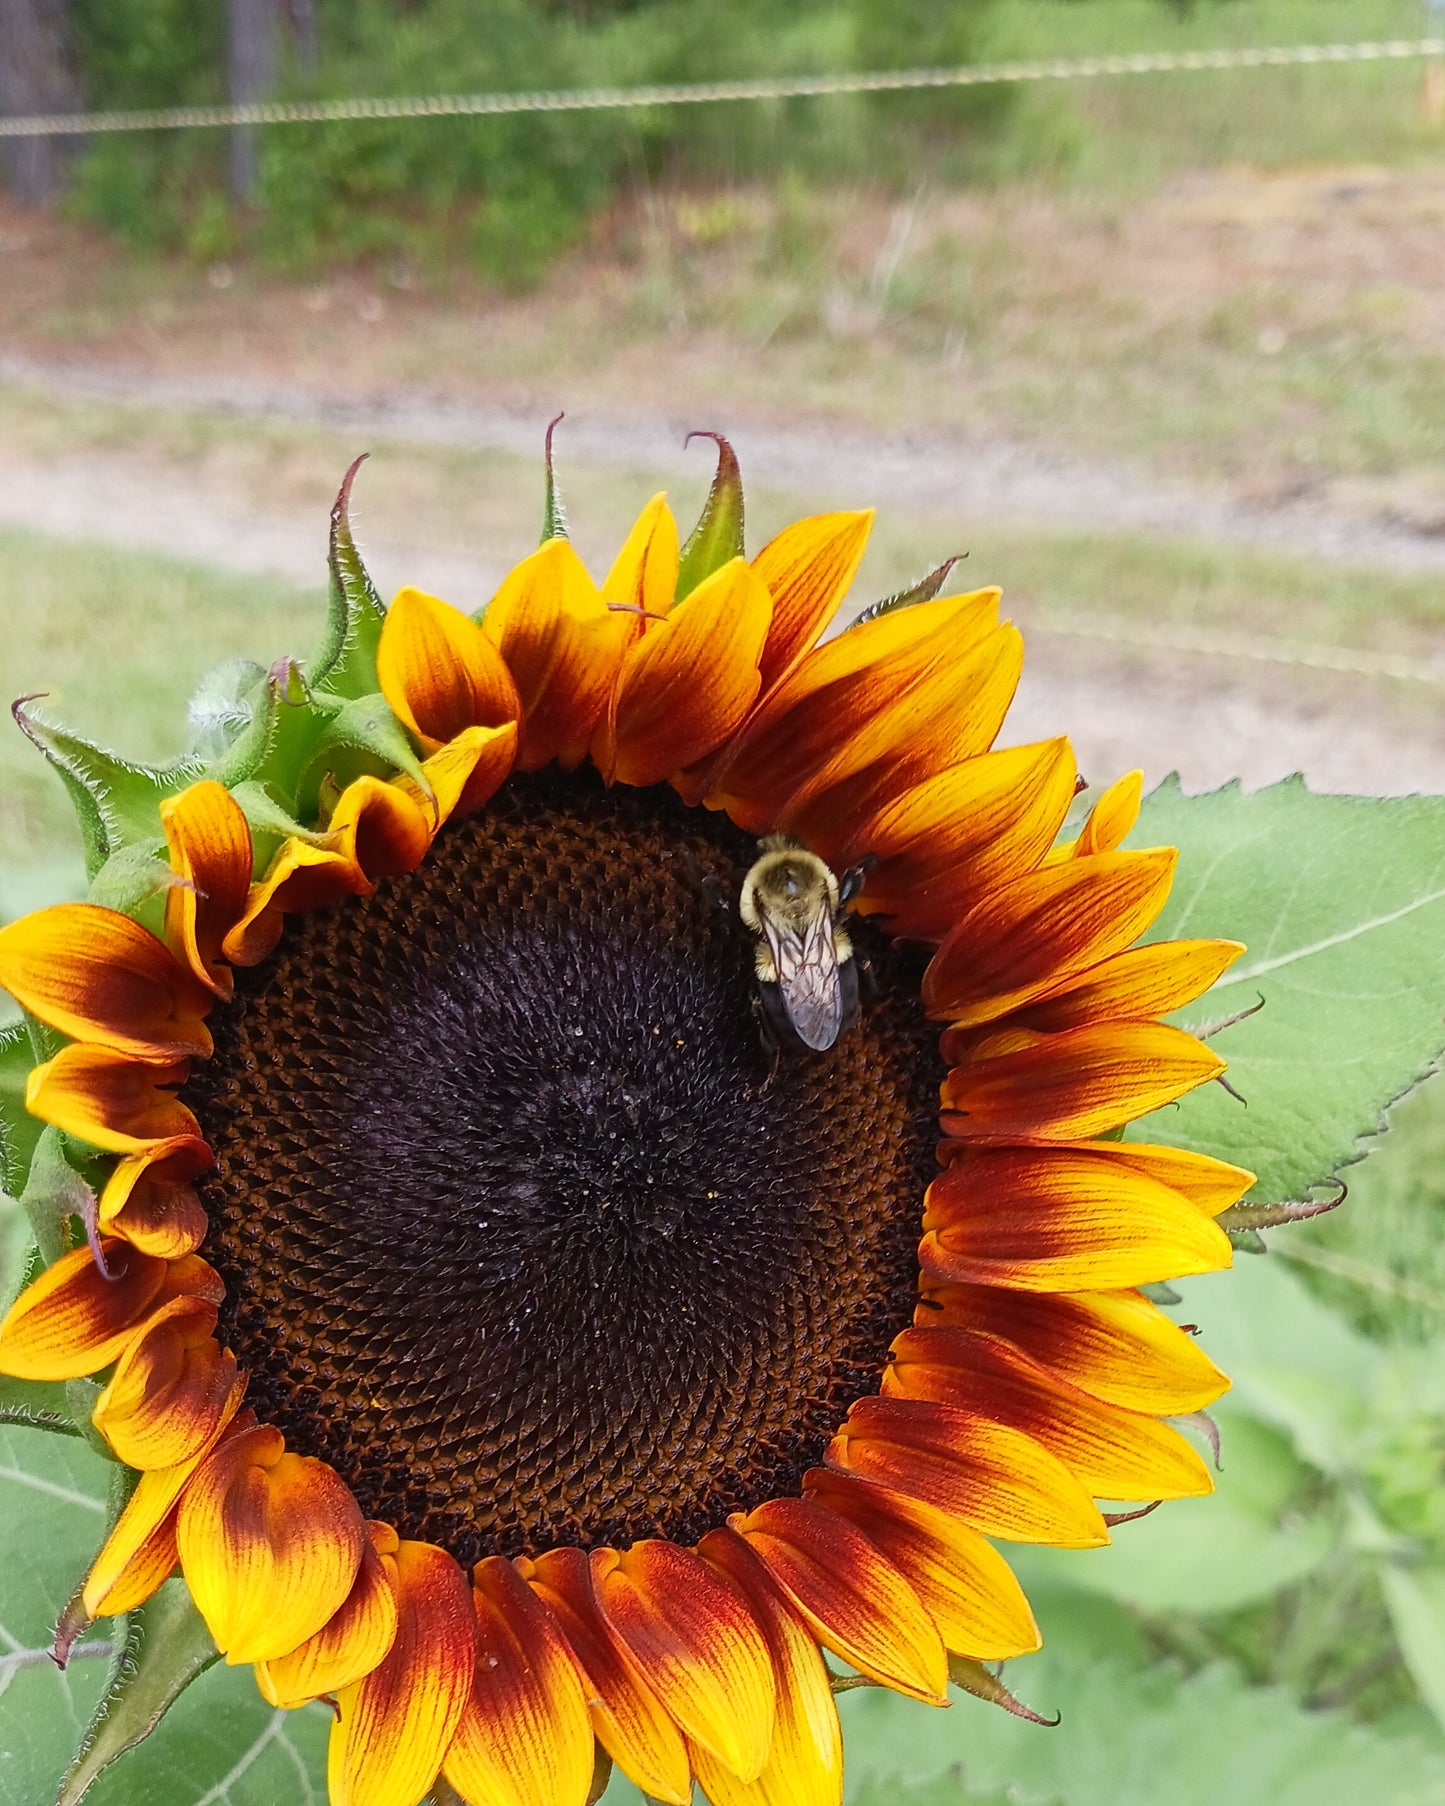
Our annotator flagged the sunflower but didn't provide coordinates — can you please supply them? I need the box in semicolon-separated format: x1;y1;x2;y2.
0;437;1251;1806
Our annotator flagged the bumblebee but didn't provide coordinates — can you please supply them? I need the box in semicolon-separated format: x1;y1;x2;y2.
738;838;872;1054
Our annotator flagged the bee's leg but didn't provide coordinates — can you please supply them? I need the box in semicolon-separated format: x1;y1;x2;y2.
854;954;879;1005
838;853;878;907
681;852;732;916
752;992;783;1089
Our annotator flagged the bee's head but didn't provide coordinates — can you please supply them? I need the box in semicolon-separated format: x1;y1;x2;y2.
739;838;839;932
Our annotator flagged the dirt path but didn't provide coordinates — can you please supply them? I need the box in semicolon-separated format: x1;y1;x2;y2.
8;354;1445;578
1;359;1442;800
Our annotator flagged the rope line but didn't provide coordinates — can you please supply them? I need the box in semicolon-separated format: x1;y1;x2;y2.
1;38;1441;138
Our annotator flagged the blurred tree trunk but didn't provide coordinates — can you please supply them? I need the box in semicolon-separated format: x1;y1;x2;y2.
227;0;279;203
0;0;83;208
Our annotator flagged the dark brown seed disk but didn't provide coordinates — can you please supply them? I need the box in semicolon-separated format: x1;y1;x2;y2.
187;768;943;1565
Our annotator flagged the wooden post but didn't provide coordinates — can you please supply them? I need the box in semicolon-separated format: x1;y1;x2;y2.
227;0;279;202
0;0;83;207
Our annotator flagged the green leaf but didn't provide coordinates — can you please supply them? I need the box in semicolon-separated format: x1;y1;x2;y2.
676;432;744;600
77;1664;330;1805
57;1580;219;1806
851;557;964;627
1383;1564;1445;1735
205;660;333;812
540;414;569;544
293;691;428;820
0;1018;41;1196
311;454;388;701
0;1426;118;1804
12;704;197;882
836;1654;1445;1806
1129;778;1445;1209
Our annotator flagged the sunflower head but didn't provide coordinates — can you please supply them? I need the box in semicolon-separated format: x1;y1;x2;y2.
0;436;1251;1806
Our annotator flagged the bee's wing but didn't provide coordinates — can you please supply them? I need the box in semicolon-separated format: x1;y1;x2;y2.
763;909;844;1051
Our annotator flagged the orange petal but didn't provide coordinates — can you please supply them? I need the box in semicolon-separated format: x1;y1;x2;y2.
84;1393;250;1619
595;1541;776;1782
329;1539;477;1806
941;1020;1225;1140
695;1526;844;1806
27;1045;198;1153
776;624;1025;846
750;510;873;696
527;1548;692;1806
600;558;773;789
378;585;522;752
257;1523;401;1710
177;1422;366;1665
602;493;680;629
1006;939;1245;1034
221;839;368;968
1078;1140;1255;1217
97;1136;212;1258
922;1145;1232;1292
918;1281;1230;1416
706;588;1005;834
829;1396;1109;1548
328;775;433;881
160;780;254;998
91;1295;238;1469
0;903;213;1059
803;1469;1040;1661
483;537;627;771
731;1496;947;1704
444;1556;594;1806
408;720;520;822
1077;770;1143;856
922;848;1179;1027
0;1243;220;1381
847;740;1078;940
885;1326;1213;1502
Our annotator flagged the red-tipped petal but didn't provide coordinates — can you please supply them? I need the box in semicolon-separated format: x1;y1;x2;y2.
919;1281;1230;1416
484;537;628;770
0;1243;219;1381
26;1045;199;1153
91;1295;238;1469
600;559;773;789
751;510;873;696
329;1540;477;1806
695;1526;844;1806
732;1496;947;1704
160;780;254;997
0;903;213;1058
922;1145;1232;1292
595;1541;776;1782
257;1523;402;1710
96;1136;211;1259
923;848;1179;1027
1007;939;1245;1033
527;1548;692;1806
83;1390;250;1619
829;1395;1109;1547
444;1556;594;1806
804;1469;1040;1661
885;1326;1213;1502
941;1021;1225;1141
